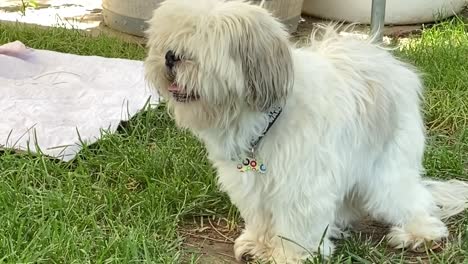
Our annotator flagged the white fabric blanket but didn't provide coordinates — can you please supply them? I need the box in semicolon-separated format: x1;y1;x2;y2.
0;41;158;161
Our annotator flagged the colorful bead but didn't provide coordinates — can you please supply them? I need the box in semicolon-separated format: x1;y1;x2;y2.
237;158;266;174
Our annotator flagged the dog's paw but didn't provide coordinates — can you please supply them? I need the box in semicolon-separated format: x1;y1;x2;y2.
387;216;448;251
234;230;271;262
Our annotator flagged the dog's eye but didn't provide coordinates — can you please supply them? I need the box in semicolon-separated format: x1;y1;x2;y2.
165;50;180;62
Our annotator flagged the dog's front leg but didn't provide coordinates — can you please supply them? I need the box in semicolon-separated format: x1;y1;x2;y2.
216;169;274;262
233;205;274;262
267;182;338;263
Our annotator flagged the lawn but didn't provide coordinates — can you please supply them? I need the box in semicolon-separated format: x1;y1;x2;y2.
0;18;467;263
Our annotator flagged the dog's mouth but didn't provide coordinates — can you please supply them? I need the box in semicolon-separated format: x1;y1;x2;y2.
168;83;200;103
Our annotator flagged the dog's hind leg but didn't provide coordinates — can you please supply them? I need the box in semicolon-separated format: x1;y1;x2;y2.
364;170;448;249
361;137;449;250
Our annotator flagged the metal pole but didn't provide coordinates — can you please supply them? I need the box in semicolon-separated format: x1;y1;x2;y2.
370;0;386;42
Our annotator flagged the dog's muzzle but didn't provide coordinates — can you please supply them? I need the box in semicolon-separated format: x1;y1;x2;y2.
168;83;200;103
164;50;200;102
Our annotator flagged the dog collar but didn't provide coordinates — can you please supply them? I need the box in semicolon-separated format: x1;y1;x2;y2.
237;105;283;174
249;105;283;151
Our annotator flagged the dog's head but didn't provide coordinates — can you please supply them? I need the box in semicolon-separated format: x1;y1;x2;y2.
144;0;293;130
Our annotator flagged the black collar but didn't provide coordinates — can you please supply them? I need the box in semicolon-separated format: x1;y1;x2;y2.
249;105;283;153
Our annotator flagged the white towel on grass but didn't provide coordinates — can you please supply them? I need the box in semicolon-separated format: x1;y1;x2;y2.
0;41;158;161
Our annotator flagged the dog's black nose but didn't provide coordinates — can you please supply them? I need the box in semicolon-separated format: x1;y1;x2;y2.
165;50;179;69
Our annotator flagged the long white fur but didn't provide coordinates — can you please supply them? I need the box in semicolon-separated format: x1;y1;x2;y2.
144;0;468;263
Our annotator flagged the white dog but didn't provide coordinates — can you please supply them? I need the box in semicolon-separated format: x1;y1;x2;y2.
144;0;468;262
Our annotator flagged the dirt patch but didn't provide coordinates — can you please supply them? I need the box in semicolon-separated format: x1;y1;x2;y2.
179;216;242;264
353;217;390;242
179;216;451;263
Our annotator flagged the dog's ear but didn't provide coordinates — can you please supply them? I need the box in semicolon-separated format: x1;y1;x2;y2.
231;9;294;111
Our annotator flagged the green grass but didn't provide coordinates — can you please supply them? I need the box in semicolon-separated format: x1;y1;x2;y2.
399;19;468;181
0;18;467;263
0;24;229;263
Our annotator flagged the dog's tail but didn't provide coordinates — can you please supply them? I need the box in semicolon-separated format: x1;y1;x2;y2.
423;179;468;219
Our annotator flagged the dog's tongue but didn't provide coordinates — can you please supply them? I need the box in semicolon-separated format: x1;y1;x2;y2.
168;83;183;93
